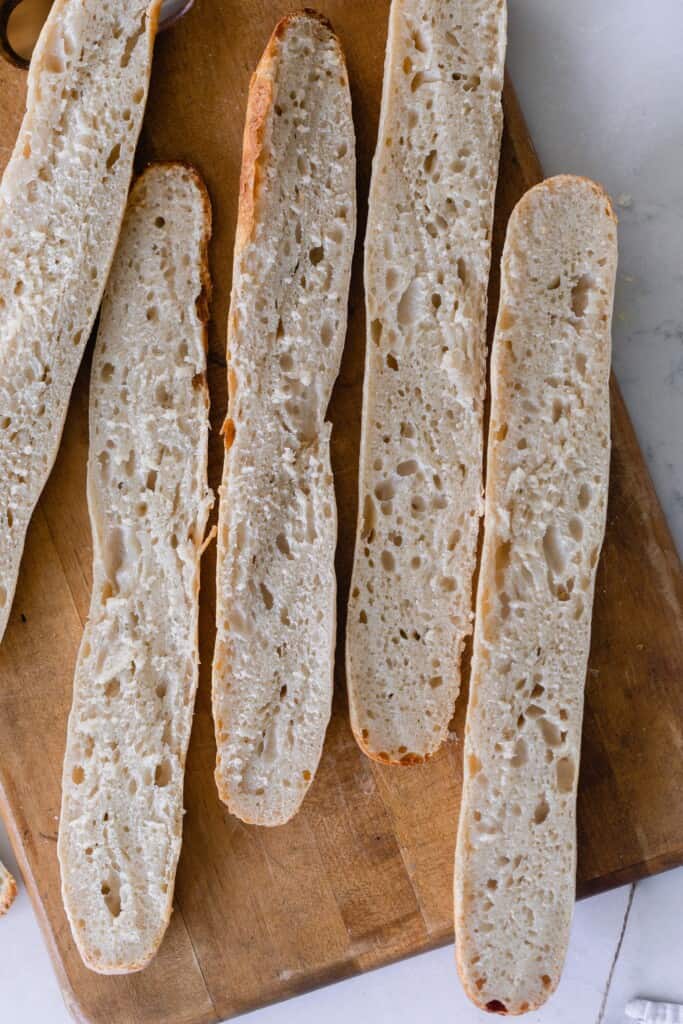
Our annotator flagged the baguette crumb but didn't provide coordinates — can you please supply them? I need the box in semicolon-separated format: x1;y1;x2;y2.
454;174;618;1015
346;0;507;763
0;0;161;643
212;11;356;826
58;163;213;974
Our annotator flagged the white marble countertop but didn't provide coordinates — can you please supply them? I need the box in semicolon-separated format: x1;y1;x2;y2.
2;1;682;1021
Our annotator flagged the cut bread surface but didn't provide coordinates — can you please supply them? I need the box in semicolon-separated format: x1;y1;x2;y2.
212;11;356;826
454;175;618;1014
0;0;160;643
346;0;507;764
58;163;212;974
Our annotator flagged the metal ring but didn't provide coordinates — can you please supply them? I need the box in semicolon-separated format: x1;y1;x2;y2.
0;0;195;70
0;0;31;70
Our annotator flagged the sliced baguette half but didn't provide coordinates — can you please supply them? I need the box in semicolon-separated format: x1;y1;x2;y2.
454;175;618;1014
0;859;17;916
0;0;161;643
212;11;356;826
58;163;213;974
346;0;507;764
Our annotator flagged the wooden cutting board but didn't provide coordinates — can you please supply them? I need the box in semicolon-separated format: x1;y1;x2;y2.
1;4;682;1022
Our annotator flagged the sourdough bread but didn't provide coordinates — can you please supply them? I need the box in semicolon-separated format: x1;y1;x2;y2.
346;0;507;764
212;11;356;826
0;0;160;642
58;163;212;974
0;859;17;916
454;175;618;1014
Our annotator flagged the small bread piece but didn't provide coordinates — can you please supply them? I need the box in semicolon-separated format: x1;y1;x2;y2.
346;0;507;764
0;859;17;916
454;176;618;1014
58;164;212;974
212;12;356;826
0;0;161;643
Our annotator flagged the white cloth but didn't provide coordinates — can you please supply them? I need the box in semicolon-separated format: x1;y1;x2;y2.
627;1000;683;1023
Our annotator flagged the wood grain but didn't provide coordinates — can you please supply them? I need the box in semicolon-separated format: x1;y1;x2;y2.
1;3;682;1022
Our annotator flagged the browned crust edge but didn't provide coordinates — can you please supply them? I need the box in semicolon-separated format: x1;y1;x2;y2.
511;173;617;227
0;865;17;916
454;934;561;1016
351;729;430;767
234;8;344;257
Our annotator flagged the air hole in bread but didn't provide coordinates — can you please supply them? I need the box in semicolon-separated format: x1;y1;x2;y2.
447;529;461;551
44;44;66;75
578;483;592;510
146;469;157;491
494;540;510;580
551;399;564;424
411;69;440;91
381;550;395;572
259;582;274;610
274;531;291;564
104;679;120;699
397;459;418;476
538;718;562;747
320;320;333;347
510;738;527;767
547;275;561;291
106;143;121;172
533;798;549;825
424;149;437;175
410;495;426;516
386;352;399;371
386;267;400;291
553;754;576;793
101;876;121;917
542;524;566;576
72;765;85;785
374;479;395;502
568;516;583;542
309;245;324;266
571;274;594;318
154;760;171;788
360;494;376;541
397;277;423;326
